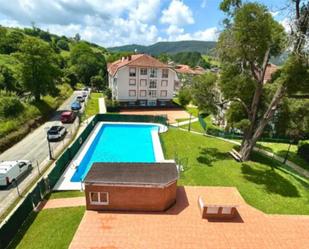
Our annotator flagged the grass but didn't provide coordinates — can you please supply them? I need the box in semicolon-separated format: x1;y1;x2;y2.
9;207;85;249
181;115;223;133
231;139;308;170
160;128;309;215
83;92;103;120
48;191;85;199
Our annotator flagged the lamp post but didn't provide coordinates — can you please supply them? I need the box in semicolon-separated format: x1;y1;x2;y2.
188;113;192;132
283;139;293;164
45;127;53;160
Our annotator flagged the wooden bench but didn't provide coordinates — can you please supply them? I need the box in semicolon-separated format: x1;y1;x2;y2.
198;196;238;219
229;149;242;162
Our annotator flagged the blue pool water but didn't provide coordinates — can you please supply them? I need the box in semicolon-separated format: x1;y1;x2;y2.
70;123;159;182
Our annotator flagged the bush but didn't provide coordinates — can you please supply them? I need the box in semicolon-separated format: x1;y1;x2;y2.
104;88;112;100
56;39;70;51
105;99;120;112
0;95;24;117
297;140;309;163
178;88;192;106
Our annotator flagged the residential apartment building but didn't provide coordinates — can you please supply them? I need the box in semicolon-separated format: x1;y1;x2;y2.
108;54;179;107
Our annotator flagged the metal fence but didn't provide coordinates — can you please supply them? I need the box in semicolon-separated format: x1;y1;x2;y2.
0;113;167;249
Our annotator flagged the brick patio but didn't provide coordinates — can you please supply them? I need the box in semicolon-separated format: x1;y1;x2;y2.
119;108;190;123
69;186;309;249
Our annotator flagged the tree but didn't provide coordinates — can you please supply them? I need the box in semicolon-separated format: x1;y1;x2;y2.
74;33;81;42
178;87;192;106
0;29;24;54
16;37;61;101
90;75;106;90
70;42;107;85
157;53;170;63
57;39;70;51
0;65;20;93
215;0;309;161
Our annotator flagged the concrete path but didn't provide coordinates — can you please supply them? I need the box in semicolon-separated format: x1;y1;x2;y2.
170;117;199;126
177;127;309;179
39;197;85;210
98;97;106;114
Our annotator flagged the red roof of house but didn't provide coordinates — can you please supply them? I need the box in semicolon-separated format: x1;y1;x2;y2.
108;54;169;76
264;63;278;82
174;64;206;75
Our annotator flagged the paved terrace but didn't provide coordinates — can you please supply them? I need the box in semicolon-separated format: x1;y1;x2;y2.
119;109;190;123
69;186;309;249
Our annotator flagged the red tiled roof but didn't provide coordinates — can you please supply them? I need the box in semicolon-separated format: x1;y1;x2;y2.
264;63;278;82
175;64;205;75
108;54;169;76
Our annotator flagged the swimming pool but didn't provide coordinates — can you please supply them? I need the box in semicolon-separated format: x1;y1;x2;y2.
70;123;160;182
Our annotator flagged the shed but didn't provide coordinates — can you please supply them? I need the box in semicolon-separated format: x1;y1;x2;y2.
84;162;178;211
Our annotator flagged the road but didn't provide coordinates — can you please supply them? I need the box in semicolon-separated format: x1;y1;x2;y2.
0;90;87;206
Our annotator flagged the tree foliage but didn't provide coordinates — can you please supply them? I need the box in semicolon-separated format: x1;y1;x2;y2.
178;87;192;106
70;42;107;86
16;37;61;101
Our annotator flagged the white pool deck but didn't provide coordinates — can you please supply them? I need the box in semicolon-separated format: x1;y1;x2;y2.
54;122;169;191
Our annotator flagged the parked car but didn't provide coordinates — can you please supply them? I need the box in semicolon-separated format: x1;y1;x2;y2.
61;111;76;123
47;126;67;142
76;95;85;102
82;91;88;98
0;160;32;187
71;101;81;110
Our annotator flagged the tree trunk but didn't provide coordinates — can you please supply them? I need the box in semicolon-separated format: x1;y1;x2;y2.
240;85;286;161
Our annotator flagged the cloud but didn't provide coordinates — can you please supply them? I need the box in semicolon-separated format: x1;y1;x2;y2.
160;0;194;26
167;27;219;41
280;18;291;33
270;11;279;17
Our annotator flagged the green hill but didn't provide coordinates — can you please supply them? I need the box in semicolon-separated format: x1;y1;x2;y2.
108;40;216;55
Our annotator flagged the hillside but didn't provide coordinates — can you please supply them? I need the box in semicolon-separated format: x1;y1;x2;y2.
108;40;216;55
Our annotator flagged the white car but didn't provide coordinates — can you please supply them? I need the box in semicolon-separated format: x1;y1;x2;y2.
0;160;32;187
47;126;67;142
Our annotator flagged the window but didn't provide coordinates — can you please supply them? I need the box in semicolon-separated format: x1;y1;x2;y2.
140;79;147;86
150;68;157;78
129;67;136;77
149;80;157;89
89;192;109;205
161;80;168;87
140;68;147;75
162;69;169;78
140;100;147;106
129;79;136;85
147;100;157;106
140;90;146;97
160;90;167;97
149;90;156;98
129;90;136;97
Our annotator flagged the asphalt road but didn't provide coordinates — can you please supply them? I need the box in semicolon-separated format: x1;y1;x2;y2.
0;90;86;204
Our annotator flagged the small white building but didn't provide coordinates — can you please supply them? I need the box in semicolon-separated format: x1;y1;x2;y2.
108;54;179;107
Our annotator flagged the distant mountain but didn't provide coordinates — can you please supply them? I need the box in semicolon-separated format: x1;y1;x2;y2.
108;40;216;55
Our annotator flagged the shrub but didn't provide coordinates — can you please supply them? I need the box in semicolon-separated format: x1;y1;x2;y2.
178;88;192;106
0;95;24;117
104;88;112;100
105;99;120;112
297;140;309;163
56;39;70;51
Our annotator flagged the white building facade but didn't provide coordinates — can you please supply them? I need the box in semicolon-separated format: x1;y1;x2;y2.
108;54;178;107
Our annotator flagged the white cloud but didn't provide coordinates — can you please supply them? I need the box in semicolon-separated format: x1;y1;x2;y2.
270;11;279;17
160;0;194;26
280;18;291;33
129;0;161;22
166;24;184;36
167;27;219;41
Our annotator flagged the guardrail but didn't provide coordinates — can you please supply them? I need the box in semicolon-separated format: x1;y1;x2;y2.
0;113;167;248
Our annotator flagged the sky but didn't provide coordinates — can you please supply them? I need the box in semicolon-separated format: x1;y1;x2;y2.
0;0;289;47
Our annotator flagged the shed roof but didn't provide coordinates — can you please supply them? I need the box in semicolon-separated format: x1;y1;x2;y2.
84;162;178;186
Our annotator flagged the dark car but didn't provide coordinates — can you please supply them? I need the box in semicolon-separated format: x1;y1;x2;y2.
71;101;81;110
61;111;76;123
76;95;85;102
47;126;67;142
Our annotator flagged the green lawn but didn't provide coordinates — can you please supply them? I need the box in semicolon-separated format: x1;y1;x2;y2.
83;92;102;119
160;128;309;215
181;115;223;133
9;207;85;249
48;191;85;199
231;139;308;170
